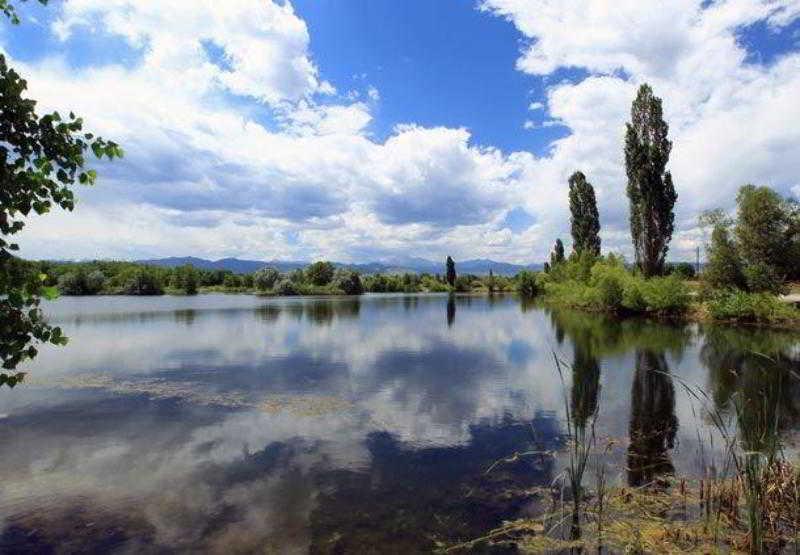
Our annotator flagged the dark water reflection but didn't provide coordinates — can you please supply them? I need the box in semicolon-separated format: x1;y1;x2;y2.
1;293;799;553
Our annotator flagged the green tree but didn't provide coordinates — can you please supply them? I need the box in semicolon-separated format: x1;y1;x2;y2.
550;238;565;267
1;1;122;384
625;84;677;277
306;261;335;286
700;209;746;290
85;269;106;294
735;185;791;292
568;171;601;256
253;267;280;291
180;265;198;295
333;269;363;295
516;270;539;298
445;256;456;287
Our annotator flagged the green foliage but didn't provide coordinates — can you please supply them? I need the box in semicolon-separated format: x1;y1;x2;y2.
637;275;689;314
0;5;121;381
625;84;677;277
57;268;105;295
253;267;280;291
701;186;800;293
420;274;449;292
743;262;785;295
445;256;456;287
121;269;164;296
707;290;799;323
305;261;335;286
333;269;363;295
734;185;796;292
669;262;695;279
550;238;565;267
454;275;474;292
568;171;601;257
515;270;539;298
173;264;198;295
701;210;746;290
274;278;299;296
543;254;688;315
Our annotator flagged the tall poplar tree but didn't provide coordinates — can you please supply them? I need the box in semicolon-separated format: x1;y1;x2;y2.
550;238;565;267
445;256;456;287
568;171;601;256
625;84;677;277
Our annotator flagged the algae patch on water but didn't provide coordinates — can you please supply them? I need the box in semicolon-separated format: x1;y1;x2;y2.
28;373;352;417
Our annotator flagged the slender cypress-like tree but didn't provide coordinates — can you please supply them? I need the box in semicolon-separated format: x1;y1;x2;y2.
568;171;601;257
550;238;565;267
445;256;456;287
625;84;677;277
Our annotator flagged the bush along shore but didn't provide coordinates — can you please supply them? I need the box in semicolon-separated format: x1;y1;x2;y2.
531;252;800;327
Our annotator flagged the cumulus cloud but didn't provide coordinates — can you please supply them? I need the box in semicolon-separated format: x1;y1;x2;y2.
7;0;800;263
481;0;800;257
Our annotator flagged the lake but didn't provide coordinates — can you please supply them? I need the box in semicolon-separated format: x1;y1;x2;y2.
1;293;798;553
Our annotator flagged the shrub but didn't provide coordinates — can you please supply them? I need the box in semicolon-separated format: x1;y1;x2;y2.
122;270;164;295
743;262;786;295
58;271;87;295
622;281;646;312
639;275;689;314
516;270;539;298
596;275;624;310
85;270;106;294
333;270;364;295
254;267;280;291
274;278;299;296
306;261;335;286
223;274;242;288
707;290;799;322
671;262;696;279
454;275;473;292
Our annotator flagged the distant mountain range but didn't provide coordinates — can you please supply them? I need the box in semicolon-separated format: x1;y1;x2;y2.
136;256;542;276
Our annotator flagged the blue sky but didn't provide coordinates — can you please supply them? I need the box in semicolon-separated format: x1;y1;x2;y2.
4;0;800;263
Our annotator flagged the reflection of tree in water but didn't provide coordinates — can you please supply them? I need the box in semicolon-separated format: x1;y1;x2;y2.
267;299;361;326
571;345;600;431
446;294;455;327
309;414;562;553
546;307;689;360
701;326;800;452
627;349;678;487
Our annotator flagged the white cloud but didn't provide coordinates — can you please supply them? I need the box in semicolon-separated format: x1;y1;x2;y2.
481;0;800;258
366;85;380;101
523;120;536;130
52;0;328;105
8;0;800;264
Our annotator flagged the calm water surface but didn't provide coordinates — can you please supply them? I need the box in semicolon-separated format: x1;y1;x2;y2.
1;293;798;553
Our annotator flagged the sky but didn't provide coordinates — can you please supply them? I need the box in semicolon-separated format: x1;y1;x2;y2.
3;0;800;264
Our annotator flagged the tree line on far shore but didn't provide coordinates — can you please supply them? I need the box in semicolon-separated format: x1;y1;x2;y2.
27;258;529;297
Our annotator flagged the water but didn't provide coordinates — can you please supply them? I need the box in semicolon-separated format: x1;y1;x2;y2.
1;293;798;553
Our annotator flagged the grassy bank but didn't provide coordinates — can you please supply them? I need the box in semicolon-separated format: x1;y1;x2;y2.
535;254;800;327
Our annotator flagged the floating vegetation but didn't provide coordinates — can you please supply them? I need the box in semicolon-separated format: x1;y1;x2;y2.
27;373;352;416
257;395;352;416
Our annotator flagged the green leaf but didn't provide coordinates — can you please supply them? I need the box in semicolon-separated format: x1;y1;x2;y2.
42;286;60;300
